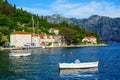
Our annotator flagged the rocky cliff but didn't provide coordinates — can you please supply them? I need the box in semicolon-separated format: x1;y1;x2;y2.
46;14;120;42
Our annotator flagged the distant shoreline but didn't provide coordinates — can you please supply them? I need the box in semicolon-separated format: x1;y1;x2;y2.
46;44;107;48
0;44;107;50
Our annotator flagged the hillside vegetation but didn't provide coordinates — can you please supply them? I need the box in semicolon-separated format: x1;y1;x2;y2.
0;0;98;45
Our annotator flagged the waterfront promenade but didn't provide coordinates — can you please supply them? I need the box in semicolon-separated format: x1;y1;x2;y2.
0;44;106;50
46;44;107;48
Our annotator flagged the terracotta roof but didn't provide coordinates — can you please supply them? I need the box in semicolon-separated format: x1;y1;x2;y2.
84;36;96;39
52;28;58;30
11;31;30;34
32;33;39;36
39;33;45;39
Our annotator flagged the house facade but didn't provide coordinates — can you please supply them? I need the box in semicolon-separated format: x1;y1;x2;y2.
82;36;97;44
49;28;59;35
39;33;64;46
10;31;31;48
31;33;40;47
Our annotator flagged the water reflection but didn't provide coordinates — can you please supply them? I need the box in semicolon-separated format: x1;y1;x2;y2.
0;47;105;79
0;44;120;79
0;50;16;78
9;54;32;79
8;49;60;79
59;68;99;79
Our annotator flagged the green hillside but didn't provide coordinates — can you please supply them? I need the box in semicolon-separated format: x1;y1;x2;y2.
0;0;99;46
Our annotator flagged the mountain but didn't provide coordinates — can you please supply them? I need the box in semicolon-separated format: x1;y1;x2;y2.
46;14;120;42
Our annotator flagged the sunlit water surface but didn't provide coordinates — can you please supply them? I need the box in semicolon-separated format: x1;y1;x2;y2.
0;43;120;80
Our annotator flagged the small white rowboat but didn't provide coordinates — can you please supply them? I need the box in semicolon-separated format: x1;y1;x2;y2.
59;61;98;69
9;53;31;57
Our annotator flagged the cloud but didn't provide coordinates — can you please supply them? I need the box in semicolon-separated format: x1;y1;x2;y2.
18;0;120;18
21;7;53;16
51;0;80;13
51;0;120;18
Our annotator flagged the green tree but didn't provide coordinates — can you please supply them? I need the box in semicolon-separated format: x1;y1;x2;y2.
60;28;76;45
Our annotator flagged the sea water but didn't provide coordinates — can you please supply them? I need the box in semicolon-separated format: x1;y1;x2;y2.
0;43;120;80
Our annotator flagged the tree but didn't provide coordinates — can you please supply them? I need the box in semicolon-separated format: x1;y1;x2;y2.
0;14;16;28
0;26;10;35
60;28;77;45
4;0;8;3
0;0;3;14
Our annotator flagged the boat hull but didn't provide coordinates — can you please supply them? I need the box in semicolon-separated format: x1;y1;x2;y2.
9;53;31;57
59;61;98;69
23;46;42;49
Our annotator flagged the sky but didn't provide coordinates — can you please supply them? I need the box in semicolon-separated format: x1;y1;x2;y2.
8;0;120;18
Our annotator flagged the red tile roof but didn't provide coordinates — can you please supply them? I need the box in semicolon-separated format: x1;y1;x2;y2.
52;28;58;30
39;33;45;39
84;36;96;39
12;31;30;34
32;33;39;36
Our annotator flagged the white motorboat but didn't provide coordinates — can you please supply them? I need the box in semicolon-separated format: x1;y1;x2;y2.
59;61;98;69
23;43;43;49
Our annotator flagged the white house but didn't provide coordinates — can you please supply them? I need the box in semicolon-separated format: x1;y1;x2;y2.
39;33;55;46
82;36;97;44
39;33;65;46
10;31;31;48
49;28;59;35
31;33;40;47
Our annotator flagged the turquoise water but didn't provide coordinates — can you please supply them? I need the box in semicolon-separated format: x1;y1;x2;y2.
0;44;120;80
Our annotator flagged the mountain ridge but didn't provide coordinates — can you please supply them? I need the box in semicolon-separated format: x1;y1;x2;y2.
46;14;120;42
